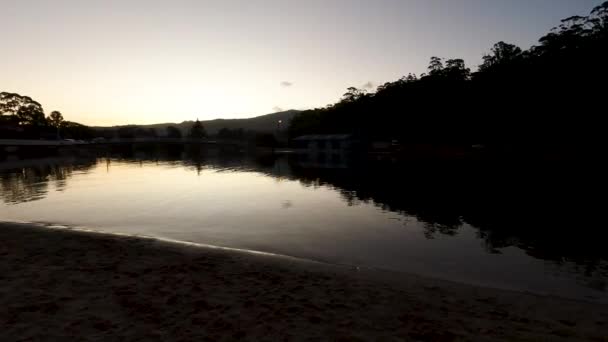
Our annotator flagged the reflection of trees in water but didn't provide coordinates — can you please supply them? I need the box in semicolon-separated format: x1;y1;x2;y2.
6;149;604;285
108;145;264;176
286;158;608;278
1;170;49;204
289;163;467;236
0;158;96;204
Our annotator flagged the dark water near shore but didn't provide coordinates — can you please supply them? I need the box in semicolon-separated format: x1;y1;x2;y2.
1;147;607;302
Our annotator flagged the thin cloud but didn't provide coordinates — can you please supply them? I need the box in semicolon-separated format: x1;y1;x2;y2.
280;81;293;87
362;81;375;90
273;106;284;112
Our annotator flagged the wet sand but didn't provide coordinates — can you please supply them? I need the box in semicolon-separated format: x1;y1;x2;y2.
1;222;607;341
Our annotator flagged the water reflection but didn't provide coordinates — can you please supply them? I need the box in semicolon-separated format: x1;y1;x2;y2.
1;148;606;295
0;157;97;204
290;159;606;276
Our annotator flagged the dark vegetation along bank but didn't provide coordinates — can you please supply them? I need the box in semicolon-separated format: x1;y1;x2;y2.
3;2;607;158
289;2;608;149
0;93;93;141
0;92;291;148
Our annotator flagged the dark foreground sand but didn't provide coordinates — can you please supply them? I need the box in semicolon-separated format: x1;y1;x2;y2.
1;222;607;341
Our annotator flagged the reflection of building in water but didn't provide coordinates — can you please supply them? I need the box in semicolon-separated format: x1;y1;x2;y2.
292;135;353;169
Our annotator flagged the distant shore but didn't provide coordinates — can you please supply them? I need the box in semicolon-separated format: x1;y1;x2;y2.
1;221;607;341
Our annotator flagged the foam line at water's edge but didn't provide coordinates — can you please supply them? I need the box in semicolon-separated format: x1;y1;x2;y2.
2;219;605;304
0;219;363;269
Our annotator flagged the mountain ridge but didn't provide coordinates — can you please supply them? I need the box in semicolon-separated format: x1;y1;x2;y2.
93;110;301;135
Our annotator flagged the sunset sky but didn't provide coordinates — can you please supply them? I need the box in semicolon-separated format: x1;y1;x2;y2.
2;0;600;126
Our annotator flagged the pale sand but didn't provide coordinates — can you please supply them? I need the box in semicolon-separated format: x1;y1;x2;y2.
1;222;607;341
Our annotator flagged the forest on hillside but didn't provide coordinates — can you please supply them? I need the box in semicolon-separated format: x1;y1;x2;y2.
4;2;607;149
289;2;608;145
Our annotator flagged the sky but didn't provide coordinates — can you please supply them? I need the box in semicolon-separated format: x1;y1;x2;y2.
1;0;601;126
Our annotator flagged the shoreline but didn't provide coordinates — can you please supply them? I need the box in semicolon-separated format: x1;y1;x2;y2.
8;220;606;304
2;221;607;340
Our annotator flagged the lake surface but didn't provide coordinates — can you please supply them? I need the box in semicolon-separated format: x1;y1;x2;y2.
1;147;607;302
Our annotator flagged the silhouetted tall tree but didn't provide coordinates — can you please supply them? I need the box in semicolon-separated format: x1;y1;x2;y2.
1;91;96;139
188;119;207;139
0;92;46;126
47;111;64;128
427;57;444;76
341;87;367;103
47;111;64;139
444;59;471;81
479;42;523;72
17;106;47;127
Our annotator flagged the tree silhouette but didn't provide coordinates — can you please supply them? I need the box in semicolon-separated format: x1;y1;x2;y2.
479;42;522;72
444;59;471;81
289;1;608;147
1;91;98;140
427;56;444;76
341;87;367;103
188;119;207;139
17;106;46;127
0;92;46;126
47;111;64;128
47;111;64;139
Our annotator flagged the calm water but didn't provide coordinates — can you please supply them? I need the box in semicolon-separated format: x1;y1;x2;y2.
1;147;607;302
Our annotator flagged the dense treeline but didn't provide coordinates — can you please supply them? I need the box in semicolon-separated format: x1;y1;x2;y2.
289;2;608;145
0;92;213;142
0;92;94;140
1;92;280;145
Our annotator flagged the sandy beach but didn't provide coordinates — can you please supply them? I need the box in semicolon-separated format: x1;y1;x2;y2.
1;221;607;341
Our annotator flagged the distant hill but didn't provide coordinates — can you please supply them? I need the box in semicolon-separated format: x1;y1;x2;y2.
94;110;300;136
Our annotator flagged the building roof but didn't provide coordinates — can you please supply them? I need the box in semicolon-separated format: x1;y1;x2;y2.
293;134;351;141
